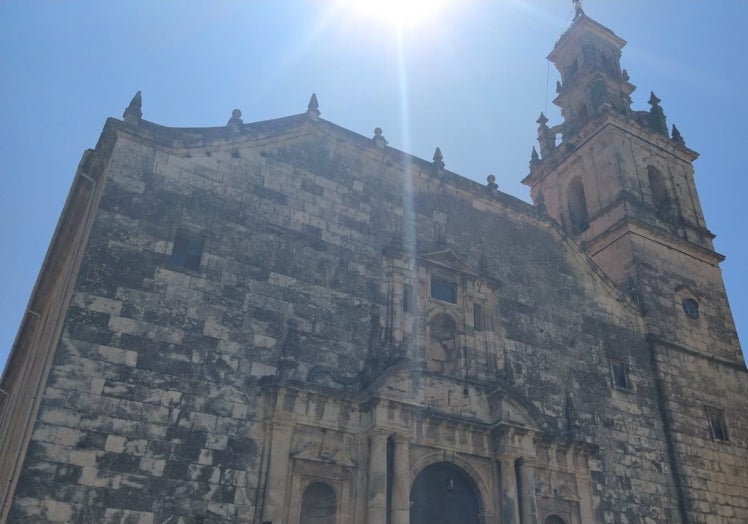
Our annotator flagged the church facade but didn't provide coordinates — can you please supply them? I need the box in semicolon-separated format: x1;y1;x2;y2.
1;11;746;524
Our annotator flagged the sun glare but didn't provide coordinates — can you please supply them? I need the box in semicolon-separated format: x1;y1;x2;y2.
342;0;451;29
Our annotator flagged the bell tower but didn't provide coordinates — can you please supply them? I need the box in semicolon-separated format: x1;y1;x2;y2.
522;7;743;364
522;8;748;520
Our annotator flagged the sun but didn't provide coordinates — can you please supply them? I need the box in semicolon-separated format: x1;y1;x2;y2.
340;0;451;29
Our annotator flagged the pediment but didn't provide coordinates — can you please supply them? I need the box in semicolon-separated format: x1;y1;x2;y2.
363;367;493;423
419;248;478;277
537;480;581;501
487;388;547;430
291;445;356;468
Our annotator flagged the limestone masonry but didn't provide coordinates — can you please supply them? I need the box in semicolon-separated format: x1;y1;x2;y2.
1;9;746;524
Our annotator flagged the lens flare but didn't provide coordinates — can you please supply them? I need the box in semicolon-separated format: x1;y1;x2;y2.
342;0;451;28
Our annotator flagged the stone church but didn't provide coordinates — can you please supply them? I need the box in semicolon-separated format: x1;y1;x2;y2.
1;8;746;524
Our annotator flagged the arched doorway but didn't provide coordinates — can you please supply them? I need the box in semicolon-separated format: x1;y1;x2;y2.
410;462;480;524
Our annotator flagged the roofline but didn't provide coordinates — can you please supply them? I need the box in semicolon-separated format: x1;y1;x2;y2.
110;111;542;224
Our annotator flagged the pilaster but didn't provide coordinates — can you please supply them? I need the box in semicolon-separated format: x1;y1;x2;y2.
391;434;410;524
499;455;520;524
367;431;388;523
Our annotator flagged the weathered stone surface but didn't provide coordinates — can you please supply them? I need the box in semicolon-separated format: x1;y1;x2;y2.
1;11;746;524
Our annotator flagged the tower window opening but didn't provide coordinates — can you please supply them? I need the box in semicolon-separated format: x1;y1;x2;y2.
567;58;579;79
567;177;590;234
705;407;729;442
610;358;630;390
648;166;670;217
577;104;589;126
473;303;485;332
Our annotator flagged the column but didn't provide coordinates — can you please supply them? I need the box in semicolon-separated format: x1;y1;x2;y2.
518;458;538;524
391;434;410;524
499;456;520;524
367;431;388;523
262;421;293;524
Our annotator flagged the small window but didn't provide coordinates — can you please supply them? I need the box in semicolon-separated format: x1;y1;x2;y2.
473;303;485;332
403;284;413;313
610;358;630;390
170;231;204;271
682;298;699;319
706;407;729;442
431;277;456;303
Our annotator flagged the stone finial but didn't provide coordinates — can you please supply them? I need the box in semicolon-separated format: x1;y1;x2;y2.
530;146;540;168
486;175;498;195
671;124;685;146
433;147;445;171
307;93;320;120
537;113;555;157
556;80;562;94
227;109;243;133
573;0;584;20
647;91;668;135
373;127;387;148
123;90;142;125
622;69;630;81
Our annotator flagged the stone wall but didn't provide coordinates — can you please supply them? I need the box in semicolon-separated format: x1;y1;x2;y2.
3;115;746;523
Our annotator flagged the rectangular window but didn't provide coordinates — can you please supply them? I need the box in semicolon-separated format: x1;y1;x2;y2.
610;358;630;390
402;284;413;312
430;277;456;303
473;303;485;331
170;231;204;271
706;407;729;442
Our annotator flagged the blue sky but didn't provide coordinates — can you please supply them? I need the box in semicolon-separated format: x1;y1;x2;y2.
1;1;747;369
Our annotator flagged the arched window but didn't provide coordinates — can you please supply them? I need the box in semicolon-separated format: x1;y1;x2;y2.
647;165;671;219
567;58;579;79
577;104;589;126
544;515;568;524
300;481;337;524
567;177;590;234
